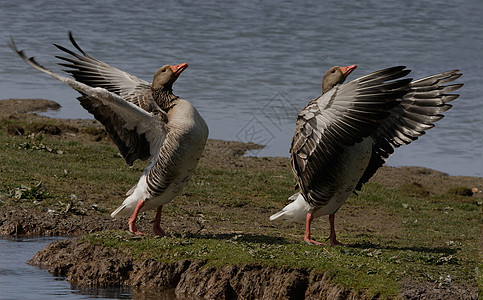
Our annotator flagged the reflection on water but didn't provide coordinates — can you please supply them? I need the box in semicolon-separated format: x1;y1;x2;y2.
0;237;179;300
72;286;183;299
71;286;133;299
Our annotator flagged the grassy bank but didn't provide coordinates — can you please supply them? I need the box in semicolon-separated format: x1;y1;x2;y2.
0;105;480;298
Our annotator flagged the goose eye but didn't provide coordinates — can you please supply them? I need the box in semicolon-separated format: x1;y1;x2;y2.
331;70;336;73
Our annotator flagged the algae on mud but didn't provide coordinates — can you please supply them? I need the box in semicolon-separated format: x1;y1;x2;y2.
0;99;480;299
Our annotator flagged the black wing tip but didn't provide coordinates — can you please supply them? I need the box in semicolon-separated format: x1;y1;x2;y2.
451;72;463;81
384;65;408;72
450;83;464;90
388;66;410;78
356;65;411;83
375;65;409;75
52;31;89;60
53;32;96;71
53;43;78;57
400;69;411;77
67;31;88;56
441;69;462;79
8;35;19;53
8;36;27;60
397;78;413;86
8;36;48;71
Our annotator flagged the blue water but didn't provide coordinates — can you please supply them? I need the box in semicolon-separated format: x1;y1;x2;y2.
0;237;125;299
0;0;481;177
0;237;179;299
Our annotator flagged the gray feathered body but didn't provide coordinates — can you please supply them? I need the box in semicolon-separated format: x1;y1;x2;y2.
113;99;208;217
271;66;462;222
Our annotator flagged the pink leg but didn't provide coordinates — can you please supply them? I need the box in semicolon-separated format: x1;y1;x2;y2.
128;199;144;235
152;205;166;236
304;212;325;245
328;213;345;246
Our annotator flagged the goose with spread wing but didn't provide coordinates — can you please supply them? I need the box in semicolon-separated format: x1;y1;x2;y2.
10;32;209;235
270;64;462;246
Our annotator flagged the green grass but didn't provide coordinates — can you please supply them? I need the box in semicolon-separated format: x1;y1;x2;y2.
84;230;401;297
0;118;479;298
188;165;294;208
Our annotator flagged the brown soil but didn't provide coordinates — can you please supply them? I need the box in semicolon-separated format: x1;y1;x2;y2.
28;238;378;299
29;238;477;300
1;99;481;300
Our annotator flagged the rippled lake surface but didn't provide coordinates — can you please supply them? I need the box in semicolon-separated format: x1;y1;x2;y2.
0;237;130;300
1;0;481;177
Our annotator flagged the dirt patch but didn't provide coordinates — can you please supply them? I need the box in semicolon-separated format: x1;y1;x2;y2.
0;98;61;117
0;208;125;236
370;166;482;197
399;278;477;300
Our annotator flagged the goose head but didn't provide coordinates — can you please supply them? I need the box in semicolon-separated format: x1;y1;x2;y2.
152;63;188;91
322;64;357;94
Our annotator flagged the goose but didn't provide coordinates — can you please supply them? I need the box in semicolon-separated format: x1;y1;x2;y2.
9;32;209;235
270;65;462;246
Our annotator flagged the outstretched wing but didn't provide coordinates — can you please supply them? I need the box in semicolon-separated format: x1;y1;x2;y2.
290;66;412;207
355;69;463;190
10;37;166;166
54;31;157;110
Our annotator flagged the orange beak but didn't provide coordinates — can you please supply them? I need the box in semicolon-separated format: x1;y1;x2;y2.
340;64;357;77
170;63;189;76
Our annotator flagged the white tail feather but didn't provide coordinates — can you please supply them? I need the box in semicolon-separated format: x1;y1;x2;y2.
269;192;311;223
110;203;127;218
112;175;148;218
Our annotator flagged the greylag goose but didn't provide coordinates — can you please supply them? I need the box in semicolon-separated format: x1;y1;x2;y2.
9;32;209;235
270;65;462;246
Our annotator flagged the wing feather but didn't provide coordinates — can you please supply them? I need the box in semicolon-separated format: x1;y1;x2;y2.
9;37;166;166
291;66;462;204
53;31;152;108
291;66;414;207
355;69;462;190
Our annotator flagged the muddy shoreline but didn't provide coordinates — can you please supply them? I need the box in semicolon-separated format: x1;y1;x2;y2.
28;237;476;300
0;99;480;299
28;238;361;299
